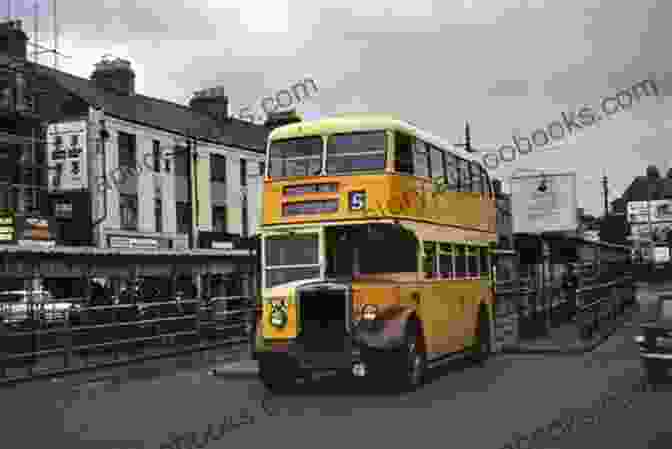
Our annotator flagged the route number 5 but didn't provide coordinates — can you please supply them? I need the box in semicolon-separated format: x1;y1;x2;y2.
349;191;366;211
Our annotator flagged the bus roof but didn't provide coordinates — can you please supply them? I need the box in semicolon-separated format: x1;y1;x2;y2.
268;113;483;166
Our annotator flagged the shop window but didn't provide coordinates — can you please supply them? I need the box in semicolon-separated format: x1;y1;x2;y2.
120;194;138;231
212;206;227;233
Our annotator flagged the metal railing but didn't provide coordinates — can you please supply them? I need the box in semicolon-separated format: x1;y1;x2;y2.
493;268;636;342
0;295;261;383
576;276;634;340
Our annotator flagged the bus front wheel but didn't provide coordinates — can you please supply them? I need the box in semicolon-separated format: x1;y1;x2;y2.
393;321;427;392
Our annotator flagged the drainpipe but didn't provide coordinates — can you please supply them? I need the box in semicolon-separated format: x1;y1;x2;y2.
92;118;110;243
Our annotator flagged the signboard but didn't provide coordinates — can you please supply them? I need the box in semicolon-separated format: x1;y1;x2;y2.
108;236;160;249
510;173;578;234
630;222;672;241
627;200;672;223
0;209;15;243
54;200;73;219
212;241;234;250
654;246;670;263
15;215;55;246
47;121;88;191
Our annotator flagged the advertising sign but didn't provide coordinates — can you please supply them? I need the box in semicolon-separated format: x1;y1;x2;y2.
108;236;160;249
654;246;670;263
0;208;16;243
510;173;578;234
16;215;55;247
630;222;672;241
627;200;672;223
47;121;88;191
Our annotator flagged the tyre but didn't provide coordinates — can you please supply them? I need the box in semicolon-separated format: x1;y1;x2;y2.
472;305;492;365
394;321;427;392
258;355;298;394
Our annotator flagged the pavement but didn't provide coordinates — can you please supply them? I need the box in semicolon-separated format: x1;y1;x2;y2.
501;303;639;355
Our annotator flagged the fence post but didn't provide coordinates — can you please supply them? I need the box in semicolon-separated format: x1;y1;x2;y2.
63;309;72;369
0;320;7;378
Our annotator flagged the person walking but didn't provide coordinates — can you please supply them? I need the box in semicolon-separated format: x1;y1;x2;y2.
562;264;579;319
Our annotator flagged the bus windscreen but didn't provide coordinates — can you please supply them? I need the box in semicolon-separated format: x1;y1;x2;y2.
326;131;386;174
268;137;323;178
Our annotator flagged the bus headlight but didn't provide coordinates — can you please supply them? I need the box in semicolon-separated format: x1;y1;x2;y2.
362;304;378;321
270;309;288;328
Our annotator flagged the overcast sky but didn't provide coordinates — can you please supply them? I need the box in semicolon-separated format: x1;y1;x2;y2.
8;0;672;217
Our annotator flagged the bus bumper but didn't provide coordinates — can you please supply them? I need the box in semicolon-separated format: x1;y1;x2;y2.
256;334;403;373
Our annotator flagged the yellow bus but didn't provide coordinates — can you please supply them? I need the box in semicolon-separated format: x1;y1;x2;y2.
254;113;497;392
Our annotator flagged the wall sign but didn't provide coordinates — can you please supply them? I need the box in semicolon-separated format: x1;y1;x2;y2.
0;209;16;243
108;236;160;249
47;121;88;191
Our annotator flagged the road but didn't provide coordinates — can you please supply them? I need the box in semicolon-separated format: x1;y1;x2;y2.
0;282;669;449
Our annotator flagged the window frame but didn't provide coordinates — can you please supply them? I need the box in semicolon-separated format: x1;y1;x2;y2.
479;246;490;278
212;205;227;233
467;245;480;278
240;158;247;187
394;131;414;175
119;193;138;231
412;138;430;178
152;140;161;173
454;244;467;279
267;136;324;179
210;154;227;183
154;198;162;233
325;131;387;175
117;131;136;169
469;162;482;195
264;232;321;288
439;242;454;279
429;145;445;181
444;152;458;190
457;157;471;192
423;241;438;279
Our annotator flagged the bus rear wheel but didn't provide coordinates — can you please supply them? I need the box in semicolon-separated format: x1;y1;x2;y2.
258;355;298;394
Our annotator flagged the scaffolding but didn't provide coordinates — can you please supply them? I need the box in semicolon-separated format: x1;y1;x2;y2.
0;1;71;218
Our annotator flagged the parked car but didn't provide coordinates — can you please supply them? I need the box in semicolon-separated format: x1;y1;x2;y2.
635;294;672;390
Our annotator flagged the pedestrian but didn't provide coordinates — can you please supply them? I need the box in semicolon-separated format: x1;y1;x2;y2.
562;264;579;319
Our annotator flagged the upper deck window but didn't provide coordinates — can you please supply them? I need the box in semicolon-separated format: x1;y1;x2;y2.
268;136;323;178
326;131;386;174
413;138;430;178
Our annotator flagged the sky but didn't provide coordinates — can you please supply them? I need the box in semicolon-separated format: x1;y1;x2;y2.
6;0;672;217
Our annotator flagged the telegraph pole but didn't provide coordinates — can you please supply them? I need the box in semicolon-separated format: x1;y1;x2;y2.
602;175;609;217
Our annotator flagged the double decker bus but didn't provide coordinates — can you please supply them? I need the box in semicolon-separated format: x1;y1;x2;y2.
254;113;497;392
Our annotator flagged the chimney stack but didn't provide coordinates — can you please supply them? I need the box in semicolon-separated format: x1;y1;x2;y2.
0;20;29;60
189;86;229;121
90;56;136;95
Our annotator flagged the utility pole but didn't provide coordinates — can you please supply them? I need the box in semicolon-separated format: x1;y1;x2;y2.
602;175;609;217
